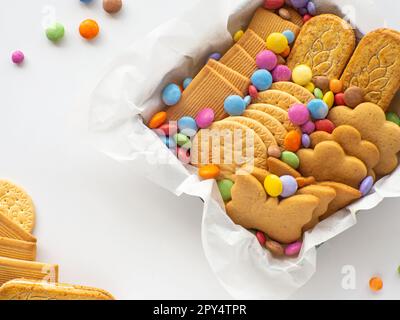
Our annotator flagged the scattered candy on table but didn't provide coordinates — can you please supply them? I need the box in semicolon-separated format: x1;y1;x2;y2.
208;52;222;61
103;0;123;14
272;65;292;82
178;116;198;137
359;176;374;196
301;120;316;134
369;276;383;292
288;103;310;125
268;145;282;158
301;134;311;148
162;83;182;106
256;231;267;246
265;240;285;257
148;111;167;129
233;30;244;42
256;50;278;71
284;241;302;256
224;95;246;116
315;119;335;133
313;76;329;92
251;69;273;91
177;147;191;164
284;130;301;152
304;82;315;93
195;108;215;129
278;8;291;20
199;164;220;179
281;151;300;169
264;174;283;197
292;64;312;86
329;79;343;93
46;22;65;42
264;0;285;10
323;91;335;108
11;50;24;64
313;87;323;99
249;85;259;99
307;99;329;120
266;32;288;54
335;92;346;106
174;133;191;149
280;175;298;198
183;77;192;89
282;30;295;44
79;19;100;40
386;112;400;126
218;179;234;202
344;86;364;108
244;95;252;106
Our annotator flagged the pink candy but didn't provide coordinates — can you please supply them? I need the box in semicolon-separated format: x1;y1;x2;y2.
256;50;278;71
285;241;302;256
256;231;266;246
177;147;190;164
249;85;259;99
272;65;292;82
288;103;309;125
301;120;316;134
195;108;215;129
264;0;285;10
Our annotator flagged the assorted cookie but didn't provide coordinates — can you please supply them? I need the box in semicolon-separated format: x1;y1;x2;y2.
148;2;400;258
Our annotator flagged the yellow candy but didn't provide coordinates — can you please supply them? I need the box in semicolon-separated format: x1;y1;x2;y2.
323;91;335;108
304;82;315;93
266;33;288;54
292;64;312;86
264;175;283;197
233;30;244;42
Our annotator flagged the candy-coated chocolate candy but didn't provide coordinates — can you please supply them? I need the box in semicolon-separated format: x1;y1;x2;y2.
335;92;346;106
298;7;308;15
159;135;177;149
329;79;343;94
158;122;178;136
281;151;300;169
307;99;329;120
233;30;244;42
266;32;289;54
103;0;123;14
292;64;312;86
199;164;220;179
162;83;182;106
344;86;364;108
277;55;286;66
280;175;298;198
264;0;285;10
278;8;291;20
386;112;400;126
301;133;311;148
264;174;283;197
183;77;192;89
249;85;259;99
268;145;282;158
323;91;335;108
359;176;374;196
46;22;65;42
313;76;329;92
307;1;317;15
369;277;383;292
265;240;285;256
224;95;246;116
301;120;315;134
272;65;292;82
256;50;278;71
304;82;315;93
11;51;24;64
79;19;99;40
251;69;273;91
178;116;198;137
218;179;234;201
313;87;323;99
174;133;191;149
208;52;222;61
256;231;266;246
303;14;312;22
284;130;302;152
285;241;302;256
315;119;335;133
148;111;167;129
244;95;252;106
282;29;295;44
288;103;309;125
195;108;215;129
280;46;291;58
291;0;308;8
177;147;190;164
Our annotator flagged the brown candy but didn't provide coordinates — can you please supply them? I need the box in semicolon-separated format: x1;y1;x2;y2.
313;76;330;92
268;145;282;158
265;240;285;257
103;0;122;14
343;86;364;108
278;8;292;21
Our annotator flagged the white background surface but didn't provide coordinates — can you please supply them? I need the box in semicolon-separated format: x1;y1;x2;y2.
0;0;399;300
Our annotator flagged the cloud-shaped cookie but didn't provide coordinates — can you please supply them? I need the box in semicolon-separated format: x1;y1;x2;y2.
328;103;400;176
297;141;367;188
226;174;319;244
310;125;380;175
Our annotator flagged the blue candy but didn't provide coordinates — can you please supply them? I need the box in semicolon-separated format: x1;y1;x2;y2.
224;95;246;116
162;83;181;106
80;0;93;3
251;69;273;91
307;99;329;120
282;30;296;44
178;116;198;137
160;135;177;149
183;78;192;89
359;176;374;196
208;52;222;61
307;1;317;15
244;95;252;106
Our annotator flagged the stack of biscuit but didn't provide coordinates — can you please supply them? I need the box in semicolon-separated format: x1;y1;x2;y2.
0;180;114;300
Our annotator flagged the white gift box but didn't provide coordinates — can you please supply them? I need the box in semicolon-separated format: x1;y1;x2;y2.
88;0;400;299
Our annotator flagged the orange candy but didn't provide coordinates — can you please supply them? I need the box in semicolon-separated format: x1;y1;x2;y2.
199;164;220;180
284;130;302;152
281;46;291;58
369;276;383;292
148;111;167;129
79;19;100;40
329;79;343;94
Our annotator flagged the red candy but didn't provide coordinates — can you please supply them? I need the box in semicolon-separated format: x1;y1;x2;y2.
249;85;259;99
315;119;335;133
303;14;312;23
335;92;346;106
256;231;266;246
158;122;178;136
263;0;284;10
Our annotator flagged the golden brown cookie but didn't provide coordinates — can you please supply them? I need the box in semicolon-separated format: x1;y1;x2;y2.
318;182;362;220
166;65;242;121
249;8;300;41
328;102;400;176
310;125;380;176
271;82;315;104
226;174;319;244
267;157;301;178
207;59;250;94
287;14;356;79
253;90;300;110
297;141;367;188
297;185;337;231
0;279;114;300
340;29;400;111
0;212;36;243
220;44;258;78
237;29;266;59
242;110;287;146
0;237;36;261
0;180;35;233
248;103;297;131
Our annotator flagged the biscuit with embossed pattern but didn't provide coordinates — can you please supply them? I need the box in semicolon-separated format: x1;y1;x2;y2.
253;90;300;110
271;82;314;104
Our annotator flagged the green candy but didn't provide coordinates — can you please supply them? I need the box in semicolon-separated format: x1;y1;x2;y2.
46;22;65;42
281;151;300;169
386;112;400;126
174;133;191;149
314;88;324;100
218;179;234;202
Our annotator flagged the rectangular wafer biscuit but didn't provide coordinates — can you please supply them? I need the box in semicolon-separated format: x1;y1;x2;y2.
0;279;115;300
285;7;304;27
207;59;250;94
0;257;58;286
0;237;36;261
249;8;300;41
220;44;258;78
166;65;243;121
237;29;266;59
0;213;36;243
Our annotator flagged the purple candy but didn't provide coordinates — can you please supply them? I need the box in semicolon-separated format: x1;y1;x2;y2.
272;65;292;82
301;120;316;134
256;50;278;71
291;0;309;8
302;134;310;148
288;103;309;125
280;175;298;198
11;50;25;64
307;1;316;15
285;241;302;256
359;176;374;196
208;52;222;61
298;7;308;15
